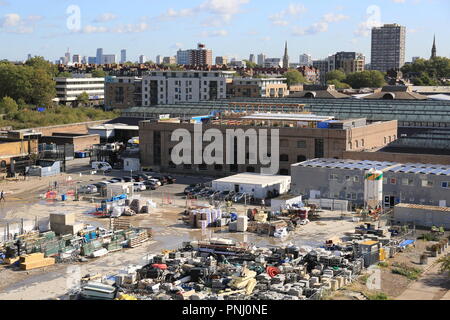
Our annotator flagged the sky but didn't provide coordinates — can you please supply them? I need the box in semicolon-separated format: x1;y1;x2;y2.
0;0;449;63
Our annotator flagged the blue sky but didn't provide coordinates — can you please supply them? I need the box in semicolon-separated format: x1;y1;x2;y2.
0;0;449;63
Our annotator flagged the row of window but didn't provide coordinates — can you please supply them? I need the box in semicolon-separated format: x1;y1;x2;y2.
167;162;291;175
329;174;450;189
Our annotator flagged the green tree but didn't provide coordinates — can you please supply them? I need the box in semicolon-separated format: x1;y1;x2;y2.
57;71;73;78
326;70;346;82
76;92;90;107
327;79;351;89
401;56;450;85
25;56;58;77
283;69;307;87
438;255;450;276
30;68;56;106
243;60;257;69
344;70;386;89
91;69;107;77
0;96;19;114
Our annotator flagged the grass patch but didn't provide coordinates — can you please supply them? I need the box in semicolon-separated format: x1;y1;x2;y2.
391;263;423;280
418;233;441;242
367;292;389;300
359;274;369;284
378;262;389;268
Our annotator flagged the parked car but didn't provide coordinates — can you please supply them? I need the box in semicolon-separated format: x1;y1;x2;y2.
137;173;152;180
123;176;135;183
143;180;157;190
164;175;176;184
110;178;125;183
132;175;145;182
147;178;162;186
184;184;197;195
153;175;168;185
78;185;98;194
133;182;147;192
91;161;112;173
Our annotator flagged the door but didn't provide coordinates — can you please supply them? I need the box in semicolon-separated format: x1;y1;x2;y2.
384;196;391;208
234;184;240;193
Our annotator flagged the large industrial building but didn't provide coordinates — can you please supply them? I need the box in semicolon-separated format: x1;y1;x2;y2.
139;108;398;176
291;158;450;208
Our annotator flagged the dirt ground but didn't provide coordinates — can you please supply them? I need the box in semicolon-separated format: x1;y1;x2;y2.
331;238;450;300
0;164;364;300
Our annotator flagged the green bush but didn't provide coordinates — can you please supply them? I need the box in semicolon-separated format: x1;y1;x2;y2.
378;262;389;268
368;292;389;300
391;263;422;280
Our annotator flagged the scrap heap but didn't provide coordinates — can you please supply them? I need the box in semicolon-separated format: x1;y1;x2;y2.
109;238;364;300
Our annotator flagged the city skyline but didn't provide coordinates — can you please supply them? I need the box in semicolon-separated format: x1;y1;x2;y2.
0;0;449;63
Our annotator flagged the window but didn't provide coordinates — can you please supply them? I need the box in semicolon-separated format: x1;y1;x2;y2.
383;177;387;185
330;174;338;181
354;176;359;183
345;176;351;181
246;166;255;173
214;165;223;171
297;155;306;162
421;180;433;188
402;178;414;186
280;169;289;176
280;154;289;162
198;164;207;171
390;178;397;185
297;140;306;148
442;182;449;189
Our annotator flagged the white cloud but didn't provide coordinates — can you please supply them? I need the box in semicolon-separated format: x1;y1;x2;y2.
322;13;349;23
158;8;195;20
269;3;307;26
199;0;250;22
82;25;108;34
82;21;150;34
291;12;347;36
200;29;228;37
392;0;406;3
93;13;118;23
0;13;41;33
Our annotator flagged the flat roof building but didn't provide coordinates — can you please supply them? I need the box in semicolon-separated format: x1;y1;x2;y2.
139;109;398;176
291;158;450;208
54;76;105;106
227;78;288;98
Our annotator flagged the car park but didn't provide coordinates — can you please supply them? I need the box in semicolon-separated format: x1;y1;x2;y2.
153;175;168;185
123;176;135;183
132;175;145;182
143;180;158;190
110;178;125;183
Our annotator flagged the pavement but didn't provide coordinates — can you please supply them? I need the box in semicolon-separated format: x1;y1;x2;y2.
396;250;450;300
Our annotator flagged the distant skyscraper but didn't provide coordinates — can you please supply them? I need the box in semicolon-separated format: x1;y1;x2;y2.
257;53;266;66
96;48;103;65
249;54;256;64
412;56;420;63
299;54;312;67
72;54;81;64
176;49;190;65
431;35;437;59
156;55;162;64
64;48;71;65
139;55;146;64
102;54;116;64
371;23;406;72
215;56;228;65
187;43;213;66
88;57;97;64
121;49;127;63
282;41;289;69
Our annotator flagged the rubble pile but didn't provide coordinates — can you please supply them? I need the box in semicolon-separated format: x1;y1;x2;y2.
110;239;364;300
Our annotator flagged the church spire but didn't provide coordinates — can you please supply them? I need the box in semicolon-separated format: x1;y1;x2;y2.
431;35;437;59
283;41;289;69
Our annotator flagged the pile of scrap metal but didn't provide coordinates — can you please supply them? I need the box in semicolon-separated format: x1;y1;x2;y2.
104;238;364;300
1;225;151;268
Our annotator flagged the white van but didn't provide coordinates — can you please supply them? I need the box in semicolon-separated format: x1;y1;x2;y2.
91;161;113;172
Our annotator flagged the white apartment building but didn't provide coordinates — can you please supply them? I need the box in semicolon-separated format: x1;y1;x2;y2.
299;53;312;66
141;71;230;105
54;76;105;106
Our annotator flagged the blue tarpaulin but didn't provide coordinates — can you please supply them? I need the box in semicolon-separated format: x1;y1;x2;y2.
398;240;415;248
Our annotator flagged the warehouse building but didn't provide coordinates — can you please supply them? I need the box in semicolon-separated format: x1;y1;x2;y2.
291;159;450;208
393;203;450;229
139;110;398;176
212;173;291;199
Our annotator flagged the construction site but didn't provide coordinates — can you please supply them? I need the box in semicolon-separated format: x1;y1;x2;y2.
0;158;448;301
